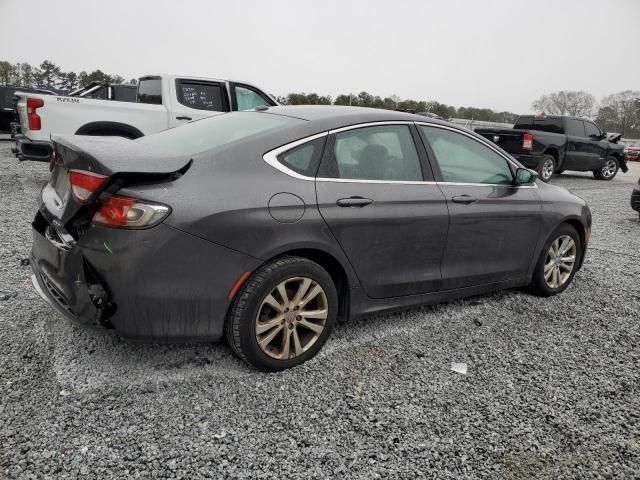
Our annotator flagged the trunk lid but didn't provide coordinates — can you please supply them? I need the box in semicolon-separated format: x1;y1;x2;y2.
43;135;191;225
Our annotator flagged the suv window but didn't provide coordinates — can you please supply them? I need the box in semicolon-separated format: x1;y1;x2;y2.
419;126;513;185
278;137;326;176
137;77;162;105
566;118;585;137
327;125;422;181
584;121;601;138
177;81;225;111
234;85;271;111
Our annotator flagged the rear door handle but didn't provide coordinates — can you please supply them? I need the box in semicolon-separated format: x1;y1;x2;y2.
451;195;477;204
336;197;373;207
176;116;192;121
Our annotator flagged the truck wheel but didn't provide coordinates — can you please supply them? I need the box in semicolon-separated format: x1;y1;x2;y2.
593;156;619;181
538;155;555;182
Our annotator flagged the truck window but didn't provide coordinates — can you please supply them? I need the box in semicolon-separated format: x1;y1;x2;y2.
176;80;225;111
234;85;271;111
533;117;564;134
137;77;162;105
584;121;601;138
513;116;534;130
566;119;585;137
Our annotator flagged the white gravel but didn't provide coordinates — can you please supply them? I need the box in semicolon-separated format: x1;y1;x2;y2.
1;139;639;479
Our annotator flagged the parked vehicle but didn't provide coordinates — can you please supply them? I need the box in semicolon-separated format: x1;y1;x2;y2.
0;85;55;133
476;115;627;182
30;106;591;371
68;81;137;102
624;145;640;162
632;178;640;218
13;74;278;161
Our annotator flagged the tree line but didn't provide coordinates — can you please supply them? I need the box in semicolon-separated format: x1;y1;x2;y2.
1;59;638;137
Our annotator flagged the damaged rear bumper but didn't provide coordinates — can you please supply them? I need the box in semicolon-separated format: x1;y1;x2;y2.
30;211;262;342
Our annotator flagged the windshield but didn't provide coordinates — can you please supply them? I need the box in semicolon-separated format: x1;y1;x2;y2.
136;111;303;155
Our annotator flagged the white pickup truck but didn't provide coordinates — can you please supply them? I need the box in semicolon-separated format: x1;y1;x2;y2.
13;74;278;161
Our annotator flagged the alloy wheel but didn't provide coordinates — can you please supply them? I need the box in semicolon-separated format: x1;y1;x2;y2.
601;159;617;178
541;158;554;181
544;235;577;289
255;277;328;360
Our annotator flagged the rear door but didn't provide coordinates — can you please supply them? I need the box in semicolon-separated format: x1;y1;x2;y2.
316;122;449;298
564;118;586;170
418;124;542;289
168;78;229;128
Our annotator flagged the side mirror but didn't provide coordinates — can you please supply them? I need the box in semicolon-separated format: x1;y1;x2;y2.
515;167;537;185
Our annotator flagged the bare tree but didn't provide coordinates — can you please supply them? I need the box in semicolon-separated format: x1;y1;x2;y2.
531;91;595;117
596;90;640;136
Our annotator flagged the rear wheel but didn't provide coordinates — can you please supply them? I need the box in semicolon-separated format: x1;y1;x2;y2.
529;224;582;297
226;256;338;371
593;156;619;180
538;155;555;182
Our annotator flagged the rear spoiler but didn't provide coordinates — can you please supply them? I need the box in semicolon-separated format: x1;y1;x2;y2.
52;135;192;183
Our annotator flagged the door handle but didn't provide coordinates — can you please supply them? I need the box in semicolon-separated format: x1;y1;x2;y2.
336;197;373;207
451;195;477;204
176;116;192;121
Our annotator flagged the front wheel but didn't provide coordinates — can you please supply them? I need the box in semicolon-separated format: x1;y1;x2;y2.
538;155;555;182
529;224;582;297
226;256;338;371
593;156;619;180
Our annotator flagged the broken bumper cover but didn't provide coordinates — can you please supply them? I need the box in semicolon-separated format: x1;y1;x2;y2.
15;136;53;162
30;212;262;341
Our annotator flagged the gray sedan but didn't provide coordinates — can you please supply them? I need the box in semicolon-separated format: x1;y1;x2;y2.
30;106;591;370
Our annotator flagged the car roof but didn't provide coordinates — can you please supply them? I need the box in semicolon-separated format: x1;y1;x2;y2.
260;105;449;129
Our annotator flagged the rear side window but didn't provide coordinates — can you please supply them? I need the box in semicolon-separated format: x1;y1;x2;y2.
277;137;326;176
325;125;423;181
177;80;225;111
420;126;513;185
136;112;302;155
533;117;564;134
137;78;162;104
566;119;585;137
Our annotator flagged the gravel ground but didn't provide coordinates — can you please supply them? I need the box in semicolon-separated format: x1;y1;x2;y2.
1;139;639;479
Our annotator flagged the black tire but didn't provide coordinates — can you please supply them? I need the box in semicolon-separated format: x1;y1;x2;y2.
593;156;619;181
225;256;338;371
538;154;555;182
529;224;582;297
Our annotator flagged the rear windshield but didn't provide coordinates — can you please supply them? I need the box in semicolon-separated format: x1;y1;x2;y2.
514;116;564;134
136;111;303;155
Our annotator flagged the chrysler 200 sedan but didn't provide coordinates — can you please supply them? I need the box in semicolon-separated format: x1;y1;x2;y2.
31;106;591;371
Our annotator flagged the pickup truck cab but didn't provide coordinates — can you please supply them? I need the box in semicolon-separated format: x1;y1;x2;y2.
476;115;627;182
14;74;278;161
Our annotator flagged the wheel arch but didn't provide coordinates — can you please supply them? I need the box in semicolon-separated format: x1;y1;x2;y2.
75;121;144;139
561;216;588;270
543;147;560;168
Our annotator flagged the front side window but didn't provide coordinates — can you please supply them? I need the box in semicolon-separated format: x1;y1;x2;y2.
328;125;422;181
177;81;224;111
566;119;585;137
584;121;601;138
419;126;513;185
234;85;271;111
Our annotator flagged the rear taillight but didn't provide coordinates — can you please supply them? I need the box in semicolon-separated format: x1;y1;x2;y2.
69;170;107;203
92;195;170;229
522;133;533;150
26;98;44;131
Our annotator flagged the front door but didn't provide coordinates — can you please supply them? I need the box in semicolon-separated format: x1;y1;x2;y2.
418;124;542;289
316;123;449;298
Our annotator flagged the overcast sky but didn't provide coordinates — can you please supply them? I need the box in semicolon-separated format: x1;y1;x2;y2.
1;0;638;113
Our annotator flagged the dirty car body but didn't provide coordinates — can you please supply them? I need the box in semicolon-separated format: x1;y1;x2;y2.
31;106;592;349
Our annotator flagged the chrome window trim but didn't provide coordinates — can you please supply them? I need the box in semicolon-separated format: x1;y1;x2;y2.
262;121;538;189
